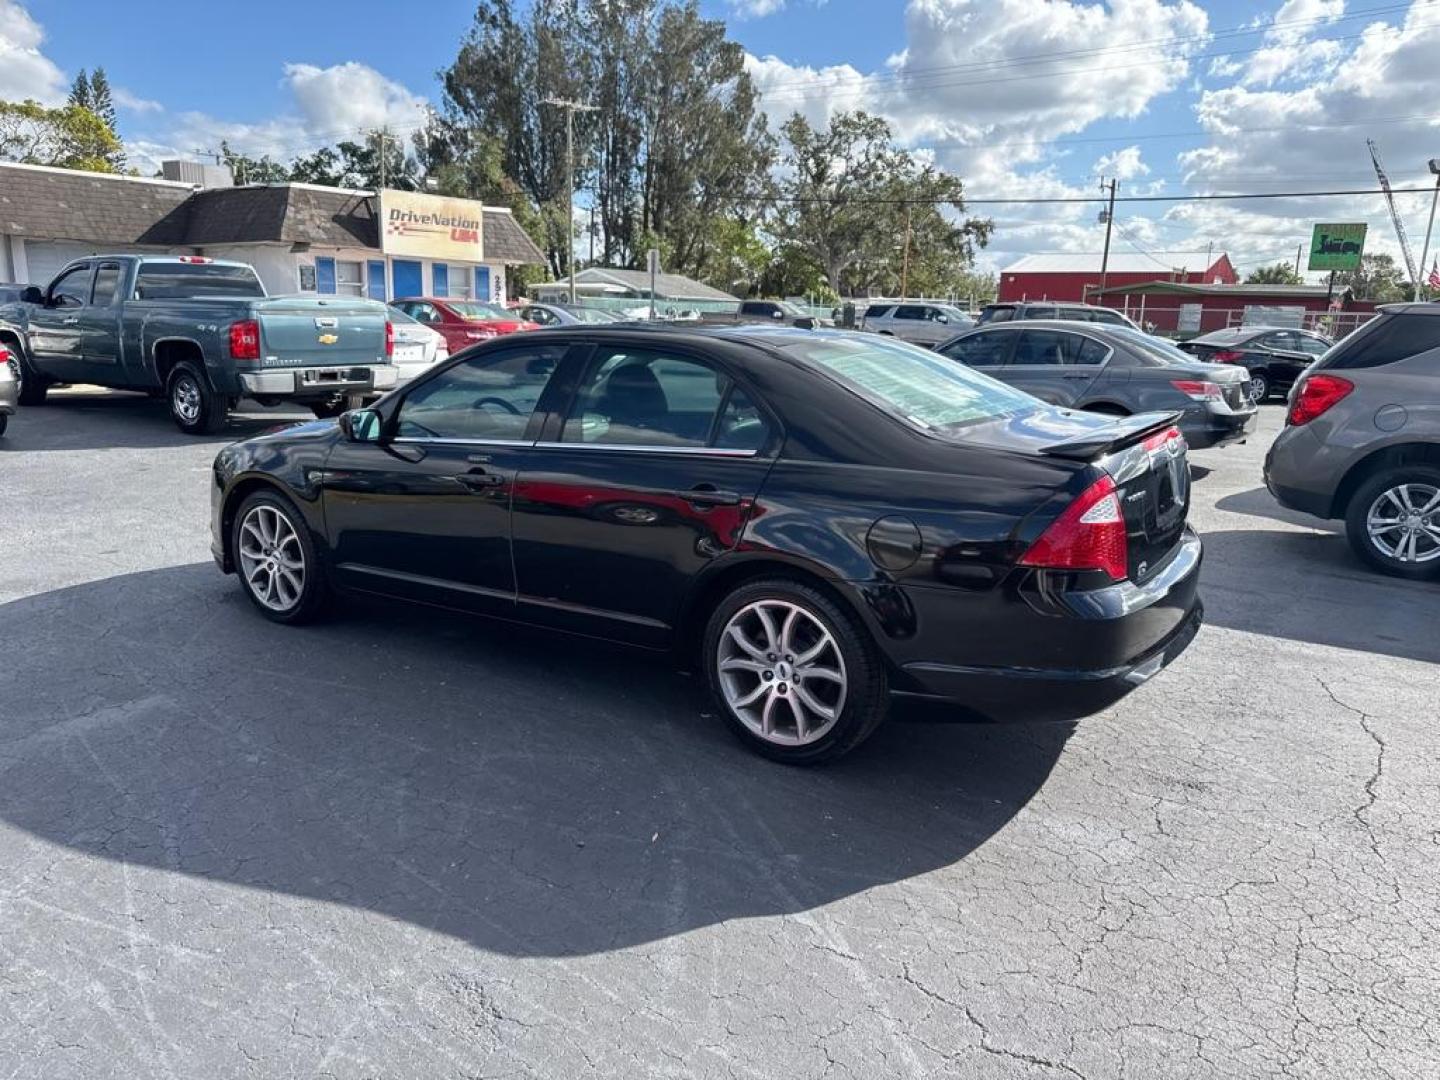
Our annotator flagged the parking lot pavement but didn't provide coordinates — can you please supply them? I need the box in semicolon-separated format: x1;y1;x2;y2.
2;389;1437;1079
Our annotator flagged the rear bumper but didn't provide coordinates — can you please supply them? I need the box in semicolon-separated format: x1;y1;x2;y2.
1182;402;1258;450
1263;423;1337;519
892;528;1204;721
237;364;398;398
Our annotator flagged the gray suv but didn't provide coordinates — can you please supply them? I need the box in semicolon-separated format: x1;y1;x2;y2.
1265;303;1440;578
863;302;974;346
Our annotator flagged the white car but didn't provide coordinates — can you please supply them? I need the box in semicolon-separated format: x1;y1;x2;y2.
388;308;449;383
862;302;975;346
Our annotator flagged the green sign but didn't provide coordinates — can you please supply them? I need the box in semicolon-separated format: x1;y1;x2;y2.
1308;223;1367;271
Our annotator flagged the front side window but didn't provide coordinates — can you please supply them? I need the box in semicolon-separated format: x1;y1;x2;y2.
396;345;564;441
784;335;1036;432
561;349;765;450
894;305;925;320
941;331;1013;367
50;265;92;308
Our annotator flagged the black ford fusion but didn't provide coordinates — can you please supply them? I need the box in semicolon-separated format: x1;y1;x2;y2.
212;325;1203;763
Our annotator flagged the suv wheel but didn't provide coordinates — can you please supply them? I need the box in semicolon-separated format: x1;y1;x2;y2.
1344;466;1440;579
231;489;330;623
168;363;227;434
703;578;888;764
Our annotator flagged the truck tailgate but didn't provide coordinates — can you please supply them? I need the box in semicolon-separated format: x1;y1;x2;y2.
254;298;389;368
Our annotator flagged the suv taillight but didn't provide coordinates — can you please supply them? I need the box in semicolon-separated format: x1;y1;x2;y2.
384;320;394;357
228;320;260;361
1019;474;1128;582
1287;373;1353;426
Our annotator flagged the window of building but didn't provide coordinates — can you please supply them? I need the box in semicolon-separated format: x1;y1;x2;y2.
433;263;474;300
335;260;365;297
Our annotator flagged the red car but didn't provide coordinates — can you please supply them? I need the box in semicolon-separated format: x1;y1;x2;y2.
389;297;538;352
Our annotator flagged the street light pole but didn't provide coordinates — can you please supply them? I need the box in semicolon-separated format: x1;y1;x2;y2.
541;97;598;306
1096;177;1117;303
1417;159;1440;301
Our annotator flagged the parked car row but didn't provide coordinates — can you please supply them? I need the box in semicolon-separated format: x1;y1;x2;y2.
1177;326;1331;403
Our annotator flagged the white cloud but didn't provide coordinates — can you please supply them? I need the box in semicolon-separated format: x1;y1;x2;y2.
1095;146;1151;181
112;87;164;114
0;0;67;104
731;0;787;16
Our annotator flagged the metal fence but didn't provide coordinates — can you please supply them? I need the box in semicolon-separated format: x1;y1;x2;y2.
1113;304;1377;341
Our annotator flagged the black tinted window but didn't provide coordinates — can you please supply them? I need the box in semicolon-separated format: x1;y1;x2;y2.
942;332;1012;367
91;264;122;306
865;304;893;319
396;345;563;440
562;349;742;449
1014;329;1092;365
714;386;769;451
1320;314;1440;371
982;306;1014;323
894;305;925;320
134;263;264;299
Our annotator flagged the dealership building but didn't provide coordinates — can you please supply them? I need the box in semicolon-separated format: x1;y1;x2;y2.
0;160;546;300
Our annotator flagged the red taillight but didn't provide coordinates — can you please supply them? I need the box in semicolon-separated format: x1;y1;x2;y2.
1209;349;1245;363
228;320;260;361
1287;373;1353;426
1170;379;1221;401
1020;474;1129;582
385;320;394;357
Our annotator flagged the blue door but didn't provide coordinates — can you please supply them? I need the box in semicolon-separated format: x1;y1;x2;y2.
431;263;449;297
315;257;336;294
476;266;491;302
367;260;387;300
392;259;422;299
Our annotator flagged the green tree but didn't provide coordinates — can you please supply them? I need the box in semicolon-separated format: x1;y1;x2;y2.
218;140;289;184
0;98;122;172
1245;262;1303;285
1332;253;1412;301
68;68;124;169
288;132;417;191
770;111;989;296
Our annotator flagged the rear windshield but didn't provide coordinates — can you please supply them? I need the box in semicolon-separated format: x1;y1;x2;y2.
1191;328;1253;345
1318;312;1440;371
1107;326;1194;364
782;334;1037;431
134;263;265;299
447;301;512;320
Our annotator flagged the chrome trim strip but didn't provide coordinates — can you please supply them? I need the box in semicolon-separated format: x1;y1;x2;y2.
390;437;535;447
530;440;760;458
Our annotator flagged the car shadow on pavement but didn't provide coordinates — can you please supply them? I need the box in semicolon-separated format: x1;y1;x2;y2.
1199;526;1440;665
0;391;312;452
1213;486;1343;533
0;564;1072;959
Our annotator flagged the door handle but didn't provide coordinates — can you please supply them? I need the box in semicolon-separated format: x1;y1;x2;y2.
682;484;741;507
455;471;505;491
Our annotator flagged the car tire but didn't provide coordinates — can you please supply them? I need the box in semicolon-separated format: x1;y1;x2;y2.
1247;370;1270;404
12;349;48;406
1344;465;1440;580
168;362;227;435
230;488;330;624
0;413;7;437
702;578;888;764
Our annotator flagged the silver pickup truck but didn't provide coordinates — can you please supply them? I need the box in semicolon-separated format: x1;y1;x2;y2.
0;255;397;434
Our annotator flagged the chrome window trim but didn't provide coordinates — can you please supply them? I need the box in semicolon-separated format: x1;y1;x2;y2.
532;440;761;458
391;436;536;447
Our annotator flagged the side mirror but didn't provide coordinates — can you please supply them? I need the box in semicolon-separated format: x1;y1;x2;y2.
937;314;949;324
20;286;43;305
340;408;383;442
771;309;783;319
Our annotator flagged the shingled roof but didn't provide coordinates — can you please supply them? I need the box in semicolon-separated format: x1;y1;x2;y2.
0;163;547;265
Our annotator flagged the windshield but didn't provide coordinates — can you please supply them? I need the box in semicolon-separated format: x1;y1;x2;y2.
567;306;618;323
1107;326;1195;364
447;301;513;320
782;334;1038;431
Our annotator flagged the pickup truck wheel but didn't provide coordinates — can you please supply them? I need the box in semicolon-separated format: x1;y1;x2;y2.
232;489;329;624
168;363;227;435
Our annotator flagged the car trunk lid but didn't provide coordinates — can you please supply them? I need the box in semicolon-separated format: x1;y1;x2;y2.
252;297;390;368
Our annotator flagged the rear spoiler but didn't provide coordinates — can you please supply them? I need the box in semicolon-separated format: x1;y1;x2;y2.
1038;410;1183;461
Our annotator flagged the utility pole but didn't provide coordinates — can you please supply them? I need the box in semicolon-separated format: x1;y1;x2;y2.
377;127;388;190
1295;244;1303;276
589;204;596;266
900;203;913;299
542;97;599;305
1097;177;1117;302
1417;158;1440;301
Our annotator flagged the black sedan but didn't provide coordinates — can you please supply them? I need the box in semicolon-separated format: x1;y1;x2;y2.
211;326;1203;763
1177;326;1331;402
935;321;1257;450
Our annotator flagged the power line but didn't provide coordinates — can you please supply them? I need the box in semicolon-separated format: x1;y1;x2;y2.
727;185;1440;207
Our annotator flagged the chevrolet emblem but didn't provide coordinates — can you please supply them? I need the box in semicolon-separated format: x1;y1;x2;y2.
317;333;339;345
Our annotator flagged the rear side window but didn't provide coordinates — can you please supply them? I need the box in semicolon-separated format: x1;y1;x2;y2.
982;306;1014;323
894;305;925;320
1320;314;1440;371
134;263;264;299
1013;329;1101;366
1024;306;1058;320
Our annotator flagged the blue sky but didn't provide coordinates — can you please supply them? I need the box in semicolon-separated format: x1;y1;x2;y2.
9;0;1440;278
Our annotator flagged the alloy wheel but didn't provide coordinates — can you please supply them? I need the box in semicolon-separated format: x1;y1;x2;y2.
237;505;307;611
1249;375;1268;403
1366;483;1440;564
172;374;202;424
716;599;847;746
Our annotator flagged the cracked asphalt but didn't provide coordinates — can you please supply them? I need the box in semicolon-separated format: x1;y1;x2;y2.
1;389;1437;1079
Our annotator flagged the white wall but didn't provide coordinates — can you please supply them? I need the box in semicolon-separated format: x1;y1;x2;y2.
200;244;300;296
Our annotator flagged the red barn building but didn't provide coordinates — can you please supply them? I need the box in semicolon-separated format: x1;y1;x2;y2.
997;251;1238;303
